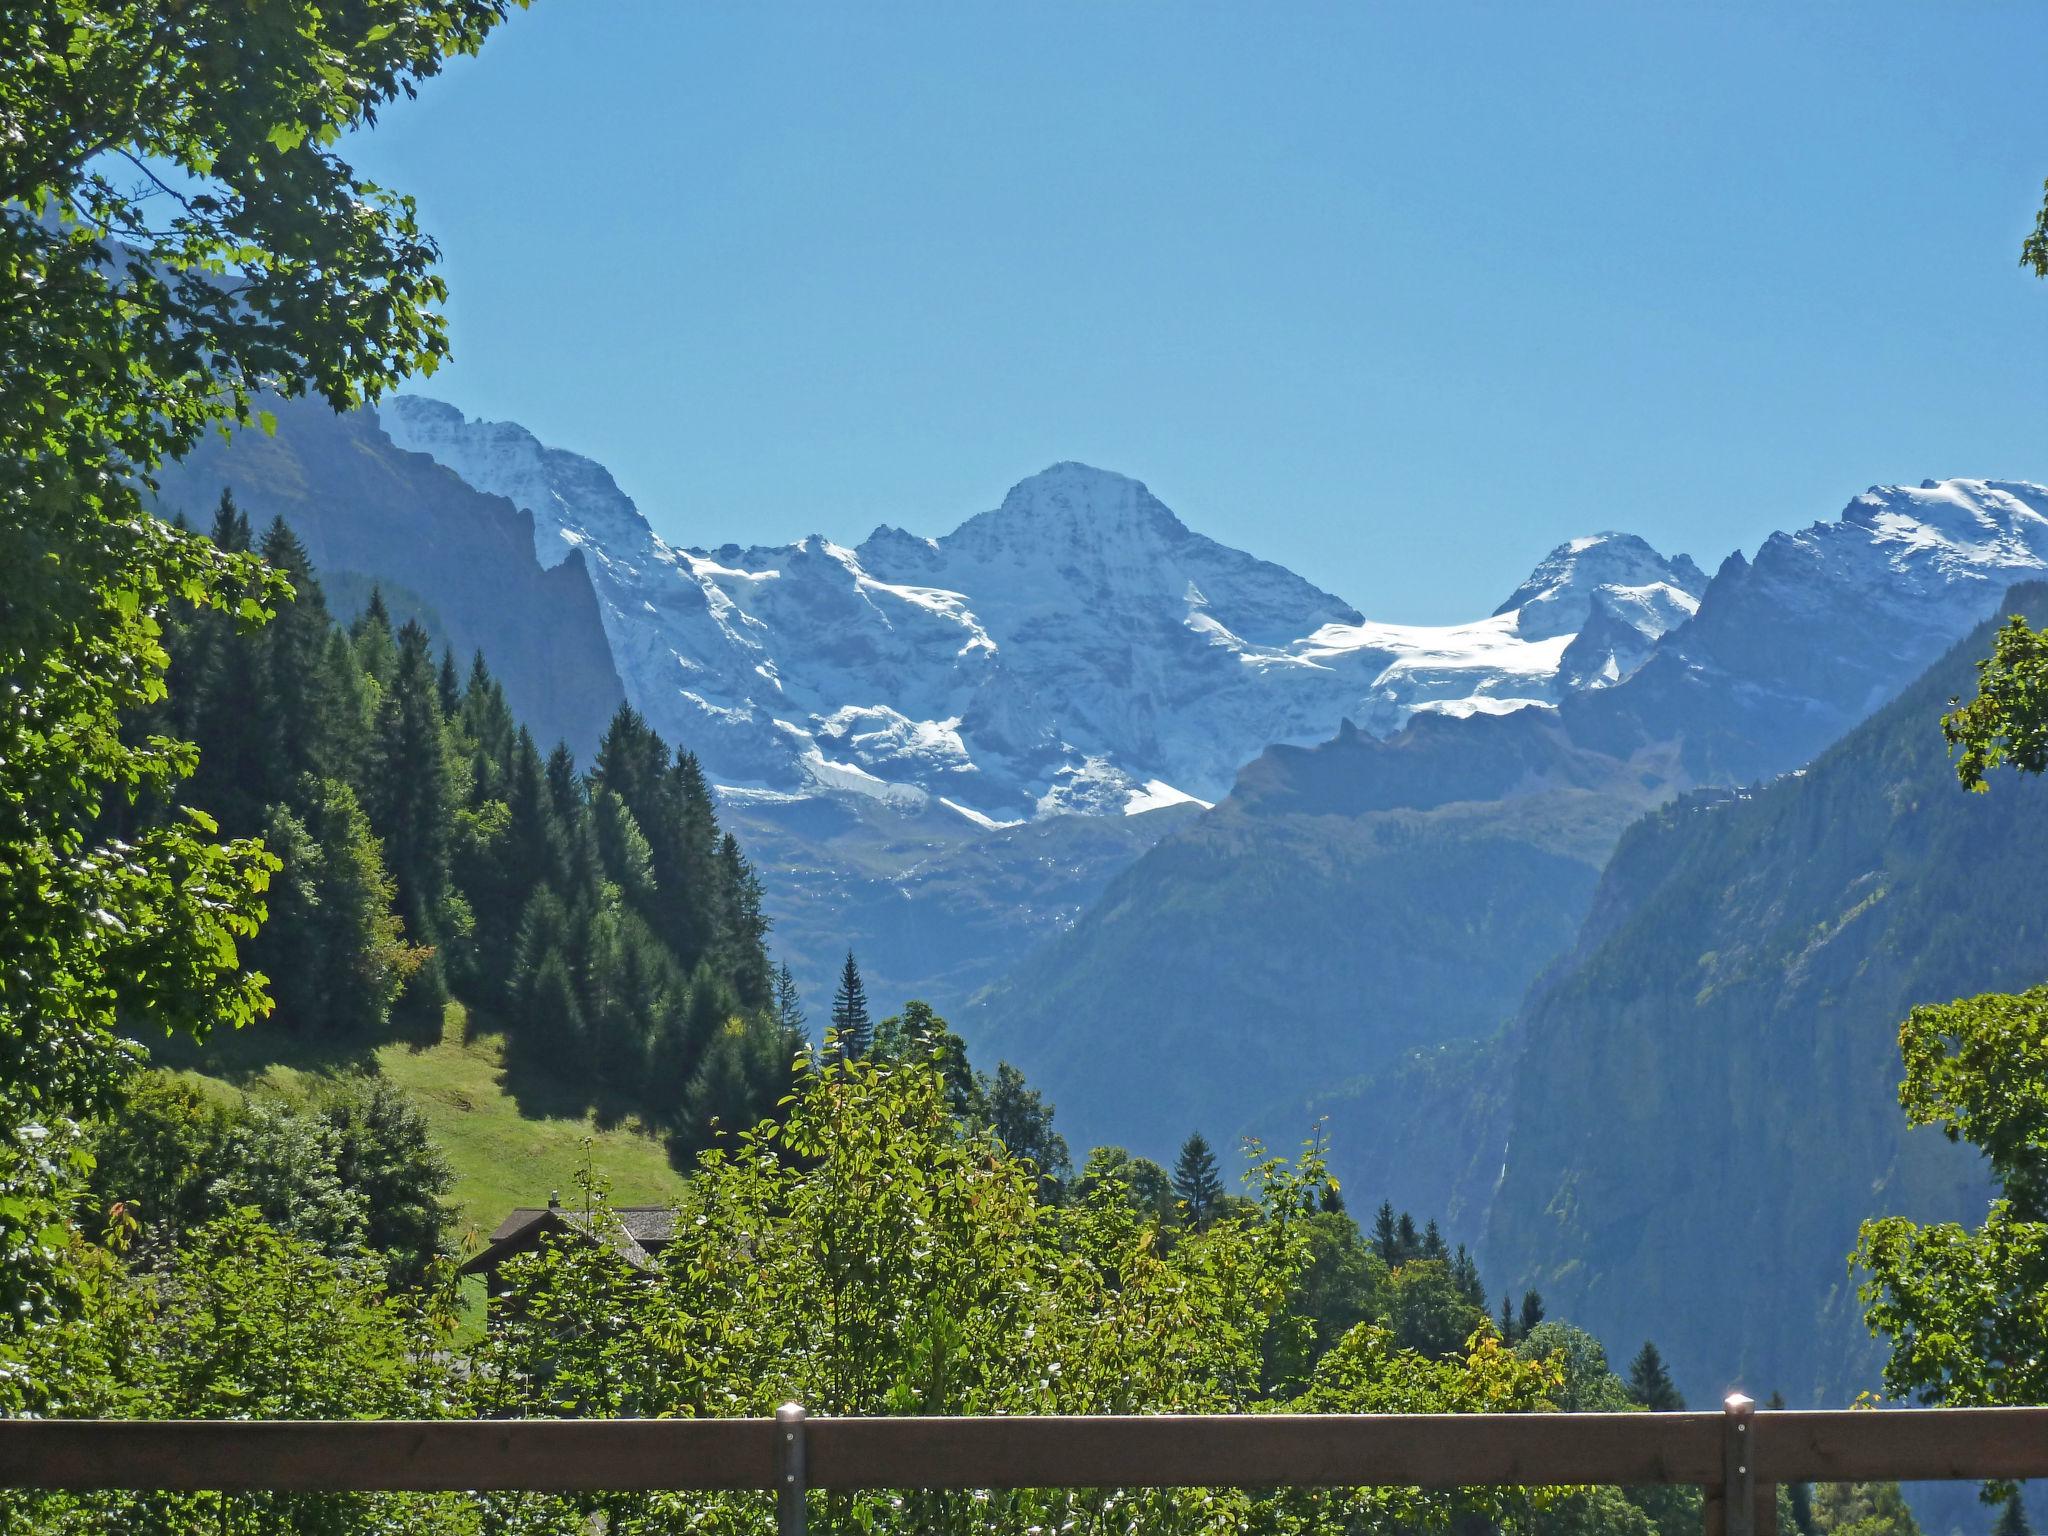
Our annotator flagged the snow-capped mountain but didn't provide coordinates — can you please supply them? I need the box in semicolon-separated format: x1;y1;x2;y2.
378;396;1708;822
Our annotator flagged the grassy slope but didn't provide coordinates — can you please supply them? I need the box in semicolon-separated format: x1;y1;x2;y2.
154;1003;687;1254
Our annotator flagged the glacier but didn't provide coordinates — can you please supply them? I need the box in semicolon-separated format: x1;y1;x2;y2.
378;396;1717;822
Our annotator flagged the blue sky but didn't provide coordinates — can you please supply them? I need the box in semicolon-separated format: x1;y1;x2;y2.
353;1;2048;622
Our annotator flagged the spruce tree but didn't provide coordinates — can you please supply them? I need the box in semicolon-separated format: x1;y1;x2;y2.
352;586;397;688
365;620;460;1002
1396;1211;1419;1261
1499;1293;1517;1343
1452;1244;1483;1305
830;950;872;1057
1995;1493;2032;1536
1626;1340;1685;1411
1518;1290;1545;1336
1422;1218;1448;1261
1172;1132;1225;1227
436;646;461;719
774;963;806;1035
1372;1201;1399;1266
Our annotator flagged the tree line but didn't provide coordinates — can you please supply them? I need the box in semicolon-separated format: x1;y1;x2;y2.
134;495;800;1156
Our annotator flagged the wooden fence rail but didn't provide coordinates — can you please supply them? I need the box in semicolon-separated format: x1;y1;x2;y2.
2;1397;2044;1536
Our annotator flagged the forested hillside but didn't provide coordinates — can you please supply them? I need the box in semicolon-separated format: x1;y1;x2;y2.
1482;583;2048;1408
155;393;625;761
135;495;800;1158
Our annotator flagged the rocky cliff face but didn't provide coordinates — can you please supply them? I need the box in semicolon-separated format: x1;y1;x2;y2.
1477;585;2048;1411
156;397;625;761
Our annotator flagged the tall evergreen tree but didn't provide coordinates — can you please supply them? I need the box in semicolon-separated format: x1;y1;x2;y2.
253;518;346;793
1396;1211;1419;1260
983;1061;1071;1201
830;950;873;1057
1422;1218;1448;1261
1499;1293;1517;1343
435;645;461;719
366;620;461;1002
1518;1290;1546;1337
1372;1202;1400;1266
1626;1340;1684;1411
1173;1132;1225;1227
1995;1493;2032;1536
774;963;806;1035
351;586;397;689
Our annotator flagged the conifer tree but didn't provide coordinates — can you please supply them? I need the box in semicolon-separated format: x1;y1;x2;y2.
1173;1132;1225;1227
1518;1290;1546;1337
366;620;461;998
1499;1293;1517;1343
1452;1244;1483;1306
352;586;397;689
1372;1201;1400;1266
1396;1211;1419;1260
1626;1340;1685;1411
1422;1218;1448;1261
774;963;806;1035
1995;1493;2032;1536
254;518;347;793
830;950;873;1057
983;1061;1071;1201
436;646;461;719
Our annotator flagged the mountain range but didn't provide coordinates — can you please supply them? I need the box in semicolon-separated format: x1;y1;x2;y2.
160;394;2048;1423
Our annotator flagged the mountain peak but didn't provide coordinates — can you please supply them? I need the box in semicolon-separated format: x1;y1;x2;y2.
991;462;1179;528
1496;531;1708;642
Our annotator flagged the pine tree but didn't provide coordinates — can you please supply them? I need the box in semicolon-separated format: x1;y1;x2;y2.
1422;1218;1448;1261
435;646;461;719
1626;1340;1685;1412
774;963;805;1035
1518;1290;1545;1336
1396;1211;1419;1261
1995;1493;2031;1536
830;950;872;1057
1172;1132;1225;1227
1372;1201;1400;1266
983;1061;1071;1201
352;586;397;688
254;519;347;793
365;620;461;1003
1451;1243;1483;1305
1499;1293;1517;1343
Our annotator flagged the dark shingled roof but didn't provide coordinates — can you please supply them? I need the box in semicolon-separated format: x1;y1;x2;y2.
462;1204;678;1276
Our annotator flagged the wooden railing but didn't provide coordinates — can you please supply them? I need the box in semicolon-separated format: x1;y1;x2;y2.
3;1396;2044;1536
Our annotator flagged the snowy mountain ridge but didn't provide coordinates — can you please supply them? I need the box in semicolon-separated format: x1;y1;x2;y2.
377;396;2048;824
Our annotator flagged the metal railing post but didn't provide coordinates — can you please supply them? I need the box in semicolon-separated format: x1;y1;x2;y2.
776;1401;807;1536
1723;1394;1756;1536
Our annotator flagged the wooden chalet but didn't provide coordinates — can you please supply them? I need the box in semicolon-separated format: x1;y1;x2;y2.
460;1195;678;1299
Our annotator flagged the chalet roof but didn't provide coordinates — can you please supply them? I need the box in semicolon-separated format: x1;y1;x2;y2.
461;1204;678;1277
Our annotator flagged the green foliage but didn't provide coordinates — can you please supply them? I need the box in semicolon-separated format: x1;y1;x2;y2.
86;1070;453;1289
1077;1145;1177;1227
1387;1259;1488;1360
0;0;523;1403
1808;1482;1923;1536
1996;1492;2033;1536
474;1048;1565;1536
1943;615;2048;791
12;1211;467;1536
1857;616;2048;1417
2024;178;2048;280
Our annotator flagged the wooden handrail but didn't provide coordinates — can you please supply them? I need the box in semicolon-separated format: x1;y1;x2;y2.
1;1406;2045;1494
